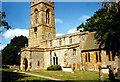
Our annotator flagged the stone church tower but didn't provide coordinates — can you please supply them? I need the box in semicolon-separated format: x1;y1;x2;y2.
29;0;56;47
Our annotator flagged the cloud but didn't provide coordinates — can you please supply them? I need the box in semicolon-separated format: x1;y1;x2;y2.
80;15;90;22
3;28;29;39
67;28;79;34
55;18;63;24
56;33;64;37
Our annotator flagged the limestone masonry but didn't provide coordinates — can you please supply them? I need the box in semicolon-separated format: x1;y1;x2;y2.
20;0;118;71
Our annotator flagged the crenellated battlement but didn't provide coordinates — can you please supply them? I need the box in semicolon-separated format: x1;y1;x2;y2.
31;0;54;2
31;0;54;7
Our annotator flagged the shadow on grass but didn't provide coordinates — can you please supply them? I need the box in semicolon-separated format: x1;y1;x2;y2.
2;70;120;82
1;70;56;82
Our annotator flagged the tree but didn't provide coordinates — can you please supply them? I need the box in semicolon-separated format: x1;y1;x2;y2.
77;1;120;78
77;2;120;55
0;11;11;44
0;11;11;30
2;35;28;65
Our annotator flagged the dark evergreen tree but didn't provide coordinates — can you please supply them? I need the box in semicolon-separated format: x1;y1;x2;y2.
2;35;28;65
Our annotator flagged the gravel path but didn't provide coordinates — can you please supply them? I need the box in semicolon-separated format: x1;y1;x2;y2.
19;71;64;81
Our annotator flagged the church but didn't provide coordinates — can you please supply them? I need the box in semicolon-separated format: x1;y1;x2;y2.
20;0;118;71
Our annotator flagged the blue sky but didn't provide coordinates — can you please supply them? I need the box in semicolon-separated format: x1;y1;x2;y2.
1;2;99;50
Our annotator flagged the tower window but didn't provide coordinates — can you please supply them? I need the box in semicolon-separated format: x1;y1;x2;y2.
34;8;38;25
46;9;50;24
34;27;37;32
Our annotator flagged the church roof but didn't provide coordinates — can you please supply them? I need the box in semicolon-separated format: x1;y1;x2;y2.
82;32;101;51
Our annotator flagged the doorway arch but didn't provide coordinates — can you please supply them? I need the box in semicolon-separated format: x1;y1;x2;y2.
24;58;28;71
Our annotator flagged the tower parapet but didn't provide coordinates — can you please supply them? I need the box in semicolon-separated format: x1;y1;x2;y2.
31;0;54;7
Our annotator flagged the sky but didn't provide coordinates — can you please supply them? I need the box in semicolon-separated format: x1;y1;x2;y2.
0;2;99;50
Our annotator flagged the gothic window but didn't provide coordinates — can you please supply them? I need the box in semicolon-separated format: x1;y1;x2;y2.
38;61;40;66
112;51;115;61
34;8;38;25
53;53;58;65
46;9;50;24
95;51;102;62
85;53;90;62
96;52;98;62
53;57;55;65
107;51;115;61
56;57;58;65
106;51;111;61
85;53;87;62
73;49;76;56
88;53;90;62
99;52;101;62
34;27;37;32
34;27;37;38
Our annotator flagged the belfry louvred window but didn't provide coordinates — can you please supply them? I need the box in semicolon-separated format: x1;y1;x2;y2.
46;9;50;24
34;8;38;25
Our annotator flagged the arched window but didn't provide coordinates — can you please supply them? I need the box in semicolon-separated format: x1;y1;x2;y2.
34;27;37;38
34;8;38;25
99;52;101;62
85;53;87;62
96;52;98;62
46;9;50;24
88;53;90;62
112;51;115;61
38;61;40;67
53;53;58;65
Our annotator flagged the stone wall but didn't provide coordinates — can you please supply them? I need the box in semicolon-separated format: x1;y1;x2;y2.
82;50;118;71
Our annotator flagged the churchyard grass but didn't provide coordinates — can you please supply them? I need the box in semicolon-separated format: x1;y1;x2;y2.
1;68;50;81
26;69;110;81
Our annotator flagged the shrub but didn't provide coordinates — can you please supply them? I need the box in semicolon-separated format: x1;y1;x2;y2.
47;65;62;71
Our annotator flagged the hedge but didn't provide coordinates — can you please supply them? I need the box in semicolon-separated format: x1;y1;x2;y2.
47;65;62;71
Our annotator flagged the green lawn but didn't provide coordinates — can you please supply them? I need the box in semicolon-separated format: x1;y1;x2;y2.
1;68;51;82
1;68;120;81
26;69;110;81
